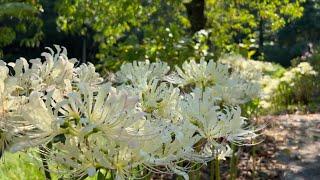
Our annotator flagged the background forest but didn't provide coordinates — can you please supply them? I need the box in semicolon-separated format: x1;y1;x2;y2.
1;0;319;69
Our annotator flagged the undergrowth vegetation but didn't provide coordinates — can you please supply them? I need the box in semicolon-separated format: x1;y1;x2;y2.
221;55;319;116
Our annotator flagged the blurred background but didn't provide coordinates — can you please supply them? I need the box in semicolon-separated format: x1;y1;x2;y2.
0;0;319;70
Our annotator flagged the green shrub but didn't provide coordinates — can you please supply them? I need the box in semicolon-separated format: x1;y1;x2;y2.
219;55;318;115
269;62;318;113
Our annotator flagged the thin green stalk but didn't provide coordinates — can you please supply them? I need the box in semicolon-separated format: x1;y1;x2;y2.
210;159;214;180
189;163;195;180
39;146;51;180
190;163;201;180
229;144;237;180
215;157;220;180
251;124;257;179
196;164;201;180
252;144;256;179
143;170;152;180
112;170;116;180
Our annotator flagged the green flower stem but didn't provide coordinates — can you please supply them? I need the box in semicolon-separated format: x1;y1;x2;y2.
215;157;220;180
252;144;257;179
229;144;237;180
210;159;214;180
39;145;51;180
196;164;201;180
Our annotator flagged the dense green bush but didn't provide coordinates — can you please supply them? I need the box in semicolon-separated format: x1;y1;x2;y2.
219;55;318;115
291;43;320;109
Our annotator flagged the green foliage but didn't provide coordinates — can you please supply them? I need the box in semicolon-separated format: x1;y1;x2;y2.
205;0;304;55
271;81;295;112
241;98;261;118
265;0;320;65
0;151;45;180
306;44;320;72
220;55;317;115
0;150;99;179
0;0;44;58
54;0;305;71
0;1;38;16
55;0;198;71
0;27;15;47
279;0;320;46
291;43;320;108
268;62;317;113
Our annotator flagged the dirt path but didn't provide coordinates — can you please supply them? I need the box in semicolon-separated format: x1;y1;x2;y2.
262;114;320;180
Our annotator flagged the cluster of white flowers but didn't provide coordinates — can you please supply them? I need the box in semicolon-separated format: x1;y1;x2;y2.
174;59;260;105
219;55;279;109
219;55;276;81
260;62;317;108
280;62;317;84
0;47;259;179
219;55;318;109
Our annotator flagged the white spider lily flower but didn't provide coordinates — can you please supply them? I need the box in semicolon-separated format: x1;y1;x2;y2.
6;92;61;153
174;59;229;87
180;88;256;157
49;136;99;178
0;64;9;97
6;58;36;93
174;59;260;105
0;87;13;155
140;120;202;164
281;62;317;84
0;65;30;154
38;46;77;91
259;62;317;109
210;73;260;105
22;92;56;132
293;62;317;76
0;47;262;179
180;88;221;140
219;55;265;81
4;46;77;95
74;63;103;87
258;75;281;109
52;133;145;179
218;106;257;143
115;60;170;89
57;83;145;142
203;142;232;160
139;80;181;121
168;165;189;180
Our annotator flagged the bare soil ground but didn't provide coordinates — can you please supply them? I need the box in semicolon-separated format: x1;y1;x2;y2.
236;114;320;180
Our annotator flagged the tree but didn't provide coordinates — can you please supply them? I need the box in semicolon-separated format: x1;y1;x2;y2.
278;0;320;46
55;0;203;71
205;0;304;56
0;0;43;58
184;0;206;33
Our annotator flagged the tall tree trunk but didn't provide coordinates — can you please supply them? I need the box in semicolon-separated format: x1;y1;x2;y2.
82;35;86;64
258;17;264;55
185;0;206;33
82;0;87;64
